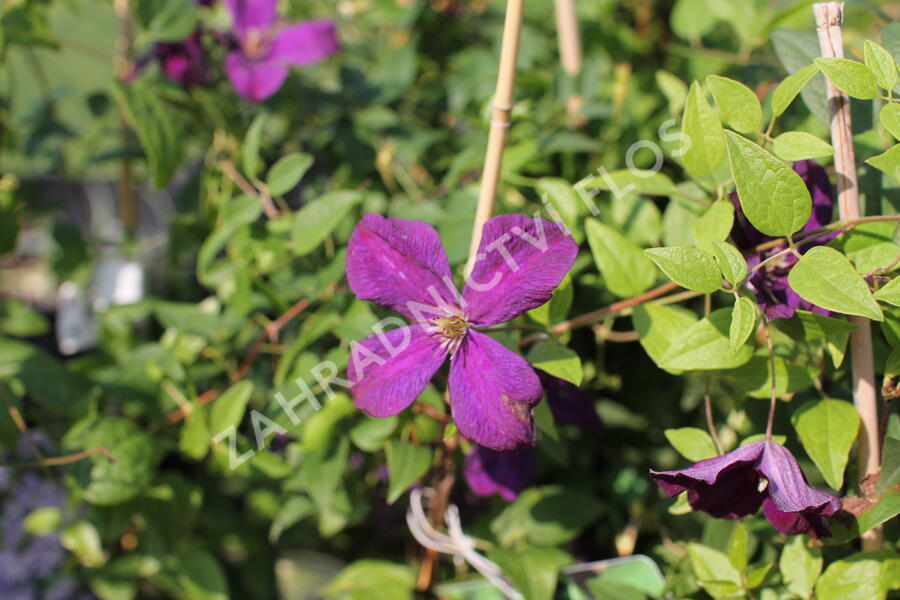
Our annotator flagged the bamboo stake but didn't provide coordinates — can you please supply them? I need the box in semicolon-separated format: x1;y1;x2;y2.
554;0;582;77
114;0;139;234
463;0;526;278
813;2;881;550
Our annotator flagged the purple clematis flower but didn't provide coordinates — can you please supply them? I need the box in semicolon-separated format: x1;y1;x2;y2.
224;0;338;102
345;213;578;450
650;440;841;538
730;160;836;320
538;370;603;437
464;444;534;501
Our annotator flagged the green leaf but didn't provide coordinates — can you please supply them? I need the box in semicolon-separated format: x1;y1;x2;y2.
110;80;183;188
643;247;722;293
63;417;159;506
61;521;105;567
827;222;900;276
815;552;900;600
24;507;62;535
590;558;666;599
659;308;754;371
771;63;820;117
712;241;748;287
589;169;678;197
144;0;198;42
875;277;900;307
633;304;698;372
664;427;718;461
730;296;756;352
791;398;860;490
857;490;900;535
731;355;817;399
0;297;49;337
537;178;583;239
878;436;900;494
814;57;879;100
325;560;415;600
349;416;398;453
775;310;857;368
707;75;762;133
772;131;835;161
585;219;657;298
490;486;603;547
527;340;582;385
292;191;362;257
266;153;313;196
880;103;900;140
208;380;253;436
656;70;689;116
788;246;884;321
727;522;748;571
179;400;210;461
866;144;900;180
779;536;822;599
864;40;898;91
242;113;267;179
724;130;812;236
384;440;432;504
691;201;734;254
490;547;569;600
269;496;314;543
174;550;228;600
301;394;355;453
681;81;727;177
687;543;742;588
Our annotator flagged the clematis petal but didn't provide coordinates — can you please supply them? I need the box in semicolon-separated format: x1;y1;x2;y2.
270;20;339;66
225;0;276;41
449;331;541;450
347;214;460;321
348;325;446;418
762;498;834;538
757;441;841;516
650;441;767;519
464;444;534;502
224;51;288;102
538;370;603;437
462;214;577;326
794;160;836;235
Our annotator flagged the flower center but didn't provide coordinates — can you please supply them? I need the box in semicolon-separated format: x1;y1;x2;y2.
243;28;271;60
427;312;469;357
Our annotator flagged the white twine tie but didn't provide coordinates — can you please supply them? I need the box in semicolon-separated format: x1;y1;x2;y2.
406;487;524;600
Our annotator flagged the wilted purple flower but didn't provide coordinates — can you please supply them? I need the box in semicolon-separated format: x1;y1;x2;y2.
224;0;338;102
464;445;534;501
730;160;836;320
155;33;208;88
650;440;840;538
538;371;603;437
346;214;578;450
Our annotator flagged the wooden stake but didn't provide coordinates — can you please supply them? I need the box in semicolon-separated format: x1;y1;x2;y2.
463;0;526;278
813;2;881;550
554;0;582;77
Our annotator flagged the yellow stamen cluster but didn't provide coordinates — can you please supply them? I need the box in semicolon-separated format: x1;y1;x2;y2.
427;312;469;357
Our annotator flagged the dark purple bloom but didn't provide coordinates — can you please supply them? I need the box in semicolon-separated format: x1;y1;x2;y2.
224;0;339;102
730;160;836;320
345;214;578;450
155;33;208;88
464;445;534;501
538;371;603;437
650;440;841;538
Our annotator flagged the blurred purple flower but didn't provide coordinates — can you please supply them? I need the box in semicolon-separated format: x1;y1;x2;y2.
155;33;208;88
538;371;603;437
650;440;841;538
346;214;577;450
464;445;534;502
730;160;836;320
224;0;339;102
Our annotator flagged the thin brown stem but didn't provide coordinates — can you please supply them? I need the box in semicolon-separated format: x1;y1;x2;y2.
7;446;113;469
549;282;679;335
704;384;724;454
